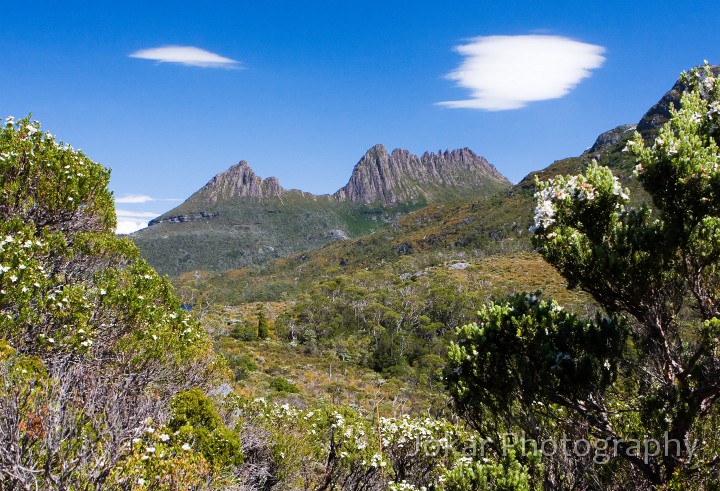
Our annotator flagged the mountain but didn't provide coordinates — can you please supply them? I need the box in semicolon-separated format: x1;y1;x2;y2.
132;145;510;276
192;161;285;203
176;66;708;304
334;145;507;205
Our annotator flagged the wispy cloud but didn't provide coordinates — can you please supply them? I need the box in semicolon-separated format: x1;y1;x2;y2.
114;194;182;204
115;194;153;204
115;209;159;235
129;45;240;68
438;35;605;111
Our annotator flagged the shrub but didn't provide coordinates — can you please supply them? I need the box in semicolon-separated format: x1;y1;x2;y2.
269;377;300;393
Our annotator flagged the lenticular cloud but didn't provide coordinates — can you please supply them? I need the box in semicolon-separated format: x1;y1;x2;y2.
438;35;606;111
129;46;239;68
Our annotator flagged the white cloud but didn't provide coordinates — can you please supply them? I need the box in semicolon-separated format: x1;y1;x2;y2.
438;35;606;111
114;194;182;204
115;209;159;235
115;194;153;204
129;45;239;68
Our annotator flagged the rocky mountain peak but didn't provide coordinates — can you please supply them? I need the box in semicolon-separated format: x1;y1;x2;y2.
333;145;510;205
199;160;285;202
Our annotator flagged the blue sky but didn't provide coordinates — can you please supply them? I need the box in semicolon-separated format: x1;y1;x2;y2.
2;1;720;233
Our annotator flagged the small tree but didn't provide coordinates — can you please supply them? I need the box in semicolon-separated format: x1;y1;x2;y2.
258;307;270;339
447;65;720;489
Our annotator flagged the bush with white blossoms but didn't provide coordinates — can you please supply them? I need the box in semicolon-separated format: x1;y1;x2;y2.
448;64;720;489
238;397;530;490
0;116;225;490
241;398;386;489
530;162;630;237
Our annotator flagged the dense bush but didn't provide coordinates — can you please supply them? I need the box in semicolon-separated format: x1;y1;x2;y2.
0;116;232;489
269;377;300;393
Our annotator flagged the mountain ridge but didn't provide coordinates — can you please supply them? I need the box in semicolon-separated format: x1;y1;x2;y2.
333;144;508;205
182;144;509;208
132;144;511;276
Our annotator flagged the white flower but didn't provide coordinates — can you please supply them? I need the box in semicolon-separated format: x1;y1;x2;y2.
708;101;720;116
26;124;37;136
10;275;18;282
181;442;191;451
145;446;155;453
159;433;170;442
137;478;145;486
0;265;9;273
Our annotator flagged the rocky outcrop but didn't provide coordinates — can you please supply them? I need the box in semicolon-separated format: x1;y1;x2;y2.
148;211;218;226
586;124;637;154
333;144;510;205
199;161;285;202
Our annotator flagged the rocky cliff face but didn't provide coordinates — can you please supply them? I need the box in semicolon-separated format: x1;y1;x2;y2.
185;146;509;208
198;161;285;202
334;144;510;205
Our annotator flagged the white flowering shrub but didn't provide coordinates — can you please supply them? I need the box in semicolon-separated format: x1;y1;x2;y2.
241;399;386;489
380;415;483;488
0;116;225;490
238;398;516;490
447;64;720;489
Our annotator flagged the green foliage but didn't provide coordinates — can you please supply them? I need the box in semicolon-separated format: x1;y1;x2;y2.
258;309;270;339
448;65;720;489
441;449;541;491
230;322;258;341
269;377;300;393
226;353;258;381
170;388;244;468
239;398;508;490
170;388;223;432
0;116;227;489
447;292;626;434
